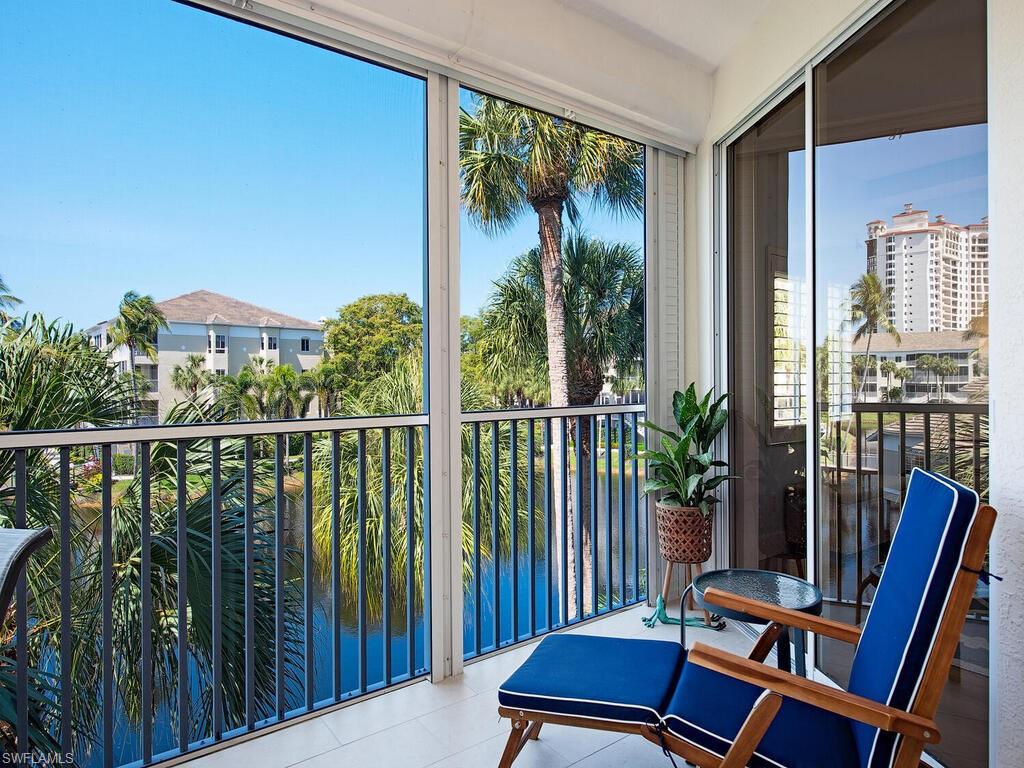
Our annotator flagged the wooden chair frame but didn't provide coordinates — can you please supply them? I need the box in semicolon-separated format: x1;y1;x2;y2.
496;504;995;768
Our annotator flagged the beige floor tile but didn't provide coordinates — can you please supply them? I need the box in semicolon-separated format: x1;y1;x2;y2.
416;690;507;752
535;723;626;764
319;676;477;745
570;734;675;768
183;719;340;768
295;719;451;768
425;731;570;768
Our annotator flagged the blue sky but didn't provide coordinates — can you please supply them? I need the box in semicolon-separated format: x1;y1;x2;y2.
0;0;642;330
1;1;984;332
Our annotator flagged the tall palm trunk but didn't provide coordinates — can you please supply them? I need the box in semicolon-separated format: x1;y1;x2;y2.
128;345;140;473
533;200;582;616
856;334;873;403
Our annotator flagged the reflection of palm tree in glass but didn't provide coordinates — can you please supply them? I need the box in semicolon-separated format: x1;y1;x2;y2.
850;273;900;403
459;94;643;616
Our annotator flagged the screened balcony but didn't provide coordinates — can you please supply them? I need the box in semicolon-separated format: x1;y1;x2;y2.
1;0;1019;767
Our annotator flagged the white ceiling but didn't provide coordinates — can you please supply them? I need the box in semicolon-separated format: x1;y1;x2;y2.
557;0;775;72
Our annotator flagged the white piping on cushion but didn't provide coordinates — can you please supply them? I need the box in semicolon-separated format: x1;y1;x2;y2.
864;468;978;768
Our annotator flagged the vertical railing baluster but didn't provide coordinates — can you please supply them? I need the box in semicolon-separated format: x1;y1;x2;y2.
589;415;597;617
835;422;843;602
973;413;982;494
626;417;634;606
948;412;956;479
876;413;885;559
544;418;553;631
331;431;341;700
14;450;28;755
175;441;189;755
899;413;907;505
924;412;932;471
421;424;431;675
618;414;626;609
274;434;285;719
510;420;519;642
357;429;368;693
527;419;536;637
561;418;569;627
854;413;863;598
604;414;613;612
303;433;315;709
573;418;583;621
212;438;223;739
382;428;392;685
59;448;74;757
472;423;481;656
244;437;255;730
405;427;416;676
491;421;501;648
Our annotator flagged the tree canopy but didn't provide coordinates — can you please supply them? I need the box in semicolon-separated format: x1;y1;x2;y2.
322;293;422;396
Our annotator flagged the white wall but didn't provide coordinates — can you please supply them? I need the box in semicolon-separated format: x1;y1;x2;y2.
987;0;1024;762
256;0;713;151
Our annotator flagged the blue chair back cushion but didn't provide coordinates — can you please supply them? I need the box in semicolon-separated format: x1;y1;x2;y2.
848;468;978;767
498;634;684;724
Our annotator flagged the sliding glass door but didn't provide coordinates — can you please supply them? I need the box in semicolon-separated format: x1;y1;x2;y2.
725;0;988;764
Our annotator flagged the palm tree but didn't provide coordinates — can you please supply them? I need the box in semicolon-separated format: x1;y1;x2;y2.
309;355;531;627
459;95;643;410
917;354;937;400
460;96;643;614
265;365;312;420
107;291;168;424
0;274;21;322
171;353;211;399
934;356;959;400
301;359;343;418
850;273;900;402
479;234;644;611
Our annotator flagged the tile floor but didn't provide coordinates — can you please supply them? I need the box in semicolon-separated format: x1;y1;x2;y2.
187;605;756;768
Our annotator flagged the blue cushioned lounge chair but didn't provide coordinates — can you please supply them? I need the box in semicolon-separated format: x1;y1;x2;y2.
496;469;996;768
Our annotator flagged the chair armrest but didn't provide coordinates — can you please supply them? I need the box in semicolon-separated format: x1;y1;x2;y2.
687;643;940;744
703;587;861;645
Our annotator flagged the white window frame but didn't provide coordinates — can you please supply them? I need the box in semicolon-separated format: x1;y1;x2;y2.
174;0;685;687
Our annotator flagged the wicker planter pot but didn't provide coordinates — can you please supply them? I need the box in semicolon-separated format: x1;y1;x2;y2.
656;501;713;564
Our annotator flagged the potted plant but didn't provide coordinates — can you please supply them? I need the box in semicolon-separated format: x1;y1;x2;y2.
639;384;737;627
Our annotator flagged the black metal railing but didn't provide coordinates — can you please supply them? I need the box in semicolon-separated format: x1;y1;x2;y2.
460;404;648;660
822;402;988;604
0;415;429;767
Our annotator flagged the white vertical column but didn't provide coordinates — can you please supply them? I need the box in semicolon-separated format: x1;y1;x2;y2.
425;72;463;681
988;0;1024;763
645;148;687;599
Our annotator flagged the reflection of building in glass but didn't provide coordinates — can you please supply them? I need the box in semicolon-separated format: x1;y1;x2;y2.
824;283;855;419
772;272;807;427
852;331;982;403
866;204;989;333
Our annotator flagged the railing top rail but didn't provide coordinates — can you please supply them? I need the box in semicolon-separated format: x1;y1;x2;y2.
849;402;988;415
460;403;645;423
0;413;429;450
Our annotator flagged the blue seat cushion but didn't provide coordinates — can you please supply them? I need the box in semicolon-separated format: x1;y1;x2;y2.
498;634;684;725
663;659;859;768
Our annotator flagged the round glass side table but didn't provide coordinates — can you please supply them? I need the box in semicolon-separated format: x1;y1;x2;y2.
681;568;822;677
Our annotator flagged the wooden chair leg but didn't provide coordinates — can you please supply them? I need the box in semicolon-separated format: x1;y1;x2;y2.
498;720;532;768
527;721;543;740
720;692;783;768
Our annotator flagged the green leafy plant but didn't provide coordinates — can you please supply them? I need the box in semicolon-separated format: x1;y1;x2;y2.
639;384;737;515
